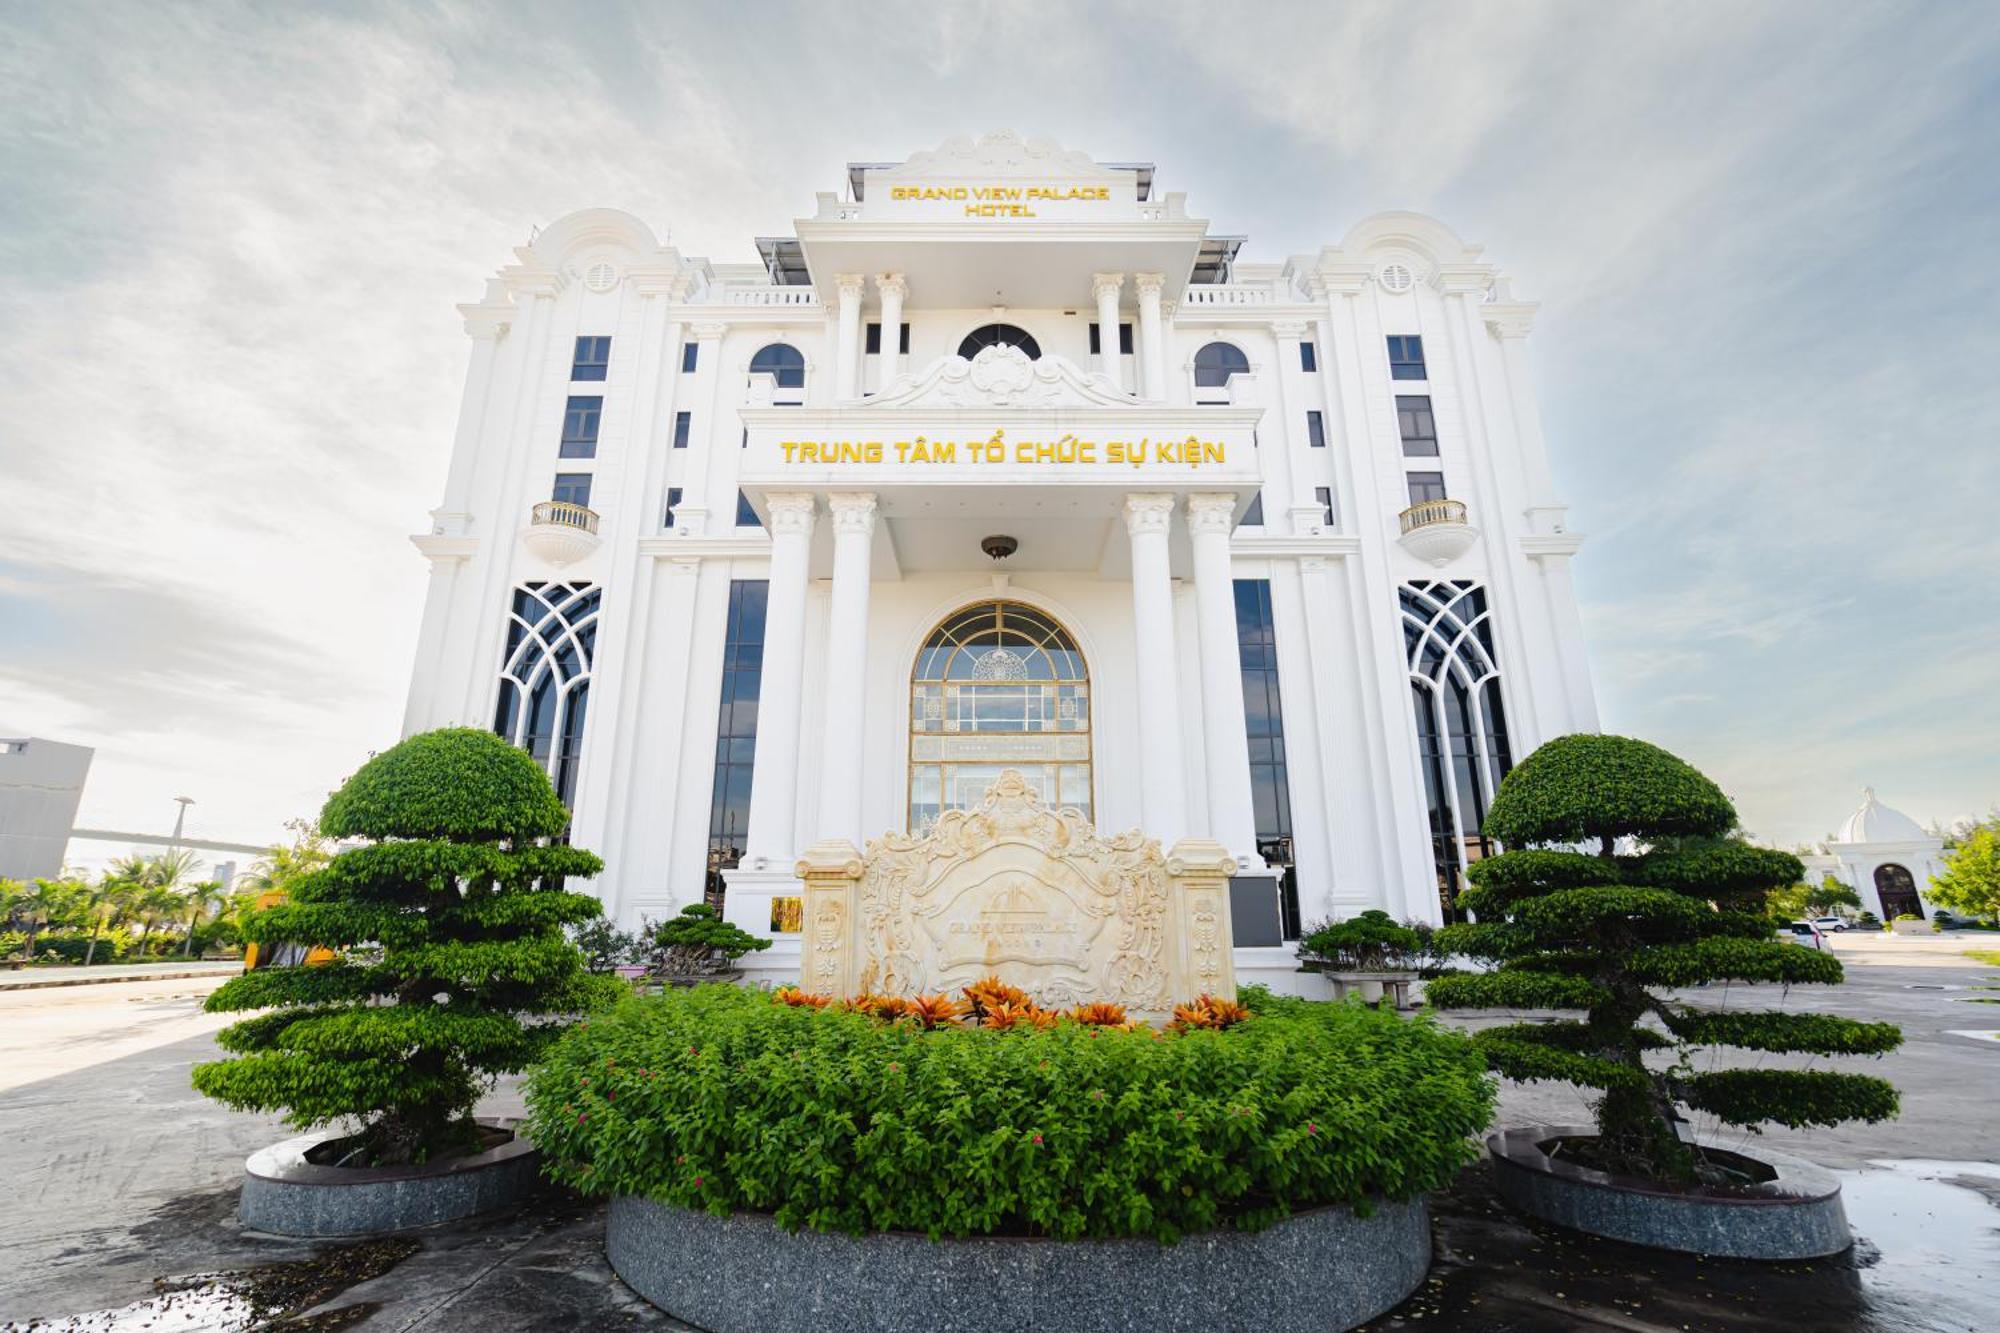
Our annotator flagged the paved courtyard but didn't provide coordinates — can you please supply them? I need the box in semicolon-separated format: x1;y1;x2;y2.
0;937;1993;1332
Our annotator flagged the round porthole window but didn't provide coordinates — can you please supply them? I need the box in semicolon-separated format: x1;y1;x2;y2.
1379;263;1415;293
583;262;620;293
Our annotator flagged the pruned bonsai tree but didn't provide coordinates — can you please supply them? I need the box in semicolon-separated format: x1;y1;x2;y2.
1298;909;1422;973
1425;734;1901;1182
644;902;769;981
192;728;623;1165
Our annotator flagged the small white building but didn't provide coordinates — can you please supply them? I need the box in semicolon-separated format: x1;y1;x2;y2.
1801;789;1944;921
398;133;1602;987
0;738;94;882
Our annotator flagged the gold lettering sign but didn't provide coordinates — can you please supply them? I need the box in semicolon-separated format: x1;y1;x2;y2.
886;183;1112;219
778;431;1227;467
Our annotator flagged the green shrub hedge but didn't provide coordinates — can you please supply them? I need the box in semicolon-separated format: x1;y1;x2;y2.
525;983;1493;1243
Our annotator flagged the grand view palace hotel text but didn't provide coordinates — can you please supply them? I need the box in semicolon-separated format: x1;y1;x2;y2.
399;133;1598;989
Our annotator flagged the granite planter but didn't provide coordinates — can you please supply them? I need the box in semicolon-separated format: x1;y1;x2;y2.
1488;1125;1851;1260
606;1194;1431;1333
239;1117;541;1237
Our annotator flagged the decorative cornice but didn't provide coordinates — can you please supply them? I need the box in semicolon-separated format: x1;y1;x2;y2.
1231;533;1361;560
637;533;771;560
1519;532;1586;561
1269;319;1308;340
1483;302;1538;339
1185;493;1238;535
1123;492;1175;536
691;320;728;342
1429;262;1497;295
410;533;479;563
827;491;878;536
457;278;514;341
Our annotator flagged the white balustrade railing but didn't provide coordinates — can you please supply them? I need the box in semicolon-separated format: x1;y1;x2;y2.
721;288;820;307
1181;284;1276;307
1398;499;1468;534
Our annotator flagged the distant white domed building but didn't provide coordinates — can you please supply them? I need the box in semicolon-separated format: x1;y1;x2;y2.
1800;789;1943;920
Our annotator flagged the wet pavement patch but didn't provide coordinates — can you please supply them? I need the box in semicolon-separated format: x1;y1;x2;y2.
1;1237;416;1332
1360;1159;1994;1331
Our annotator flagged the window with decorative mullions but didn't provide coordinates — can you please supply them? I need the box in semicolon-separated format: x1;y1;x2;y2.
1401;582;1513;921
493;582;601;809
909;602;1090;834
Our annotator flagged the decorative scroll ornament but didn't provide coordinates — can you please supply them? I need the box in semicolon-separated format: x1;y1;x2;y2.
794;772;1237;1022
868;344;1135;410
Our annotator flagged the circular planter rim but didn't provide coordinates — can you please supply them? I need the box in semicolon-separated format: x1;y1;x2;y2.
245;1115;532;1188
1487;1124;1840;1206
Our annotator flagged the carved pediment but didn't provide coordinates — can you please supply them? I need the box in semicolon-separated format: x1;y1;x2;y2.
870;344;1135;410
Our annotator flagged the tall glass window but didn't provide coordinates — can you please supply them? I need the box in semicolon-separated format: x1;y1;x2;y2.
706;580;768;905
1401;582;1512;920
571;336;610;381
493;582;601;809
1234;580;1301;939
1396;395;1439;456
909;602;1089;834
1387;335;1427;380
560;396;602;458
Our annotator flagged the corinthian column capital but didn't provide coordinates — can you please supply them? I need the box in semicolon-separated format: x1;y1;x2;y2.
1185;493;1238;536
1123;492;1175;537
827;491;878;536
1091;271;1125;302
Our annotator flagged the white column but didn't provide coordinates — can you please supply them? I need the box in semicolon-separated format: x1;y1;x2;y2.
874;273;906;391
1124;493;1188;842
816;492;877;846
674;321;726;534
1186;494;1258;864
834;274;866;400
743;493;818;865
1092;272;1124;389
1134;273;1166;400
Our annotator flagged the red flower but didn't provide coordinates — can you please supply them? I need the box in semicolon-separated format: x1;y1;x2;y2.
1032;1133;1043;1146
693;1176;704;1188
688;1046;698;1056
1306;1122;1317;1135
576;1113;587;1124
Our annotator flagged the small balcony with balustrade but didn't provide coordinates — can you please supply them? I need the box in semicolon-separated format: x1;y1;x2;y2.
523;499;601;566
1396;498;1478;566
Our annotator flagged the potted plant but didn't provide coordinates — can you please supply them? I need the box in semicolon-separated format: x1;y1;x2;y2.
192;728;624;1236
1425;734;1901;1259
1889;912;1928;935
642;903;770;985
1297;909;1422;1006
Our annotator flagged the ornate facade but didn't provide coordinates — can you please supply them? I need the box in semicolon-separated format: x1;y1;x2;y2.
400;133;1600;990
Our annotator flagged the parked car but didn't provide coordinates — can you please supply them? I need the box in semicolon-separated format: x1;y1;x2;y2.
1779;920;1827;949
1811;916;1849;933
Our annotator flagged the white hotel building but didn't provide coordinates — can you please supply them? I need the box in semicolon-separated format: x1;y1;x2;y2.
400;134;1598;985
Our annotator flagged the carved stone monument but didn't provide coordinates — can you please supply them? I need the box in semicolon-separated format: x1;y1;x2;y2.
795;771;1235;1022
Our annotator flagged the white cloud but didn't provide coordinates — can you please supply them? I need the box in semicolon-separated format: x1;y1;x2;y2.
1;0;1995;853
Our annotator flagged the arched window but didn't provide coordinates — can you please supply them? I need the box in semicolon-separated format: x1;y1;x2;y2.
1193;341;1251;387
493;582;600;808
748;343;805;388
1401;581;1512;921
956;324;1042;360
1873;863;1924;920
910;601;1089;833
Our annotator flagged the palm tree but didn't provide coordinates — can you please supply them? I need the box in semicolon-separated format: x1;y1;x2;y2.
80;876;131;967
19;878;84;957
237;821;332;896
181;881;227;958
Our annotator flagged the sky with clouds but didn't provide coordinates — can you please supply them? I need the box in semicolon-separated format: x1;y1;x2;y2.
3;0;1996;856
